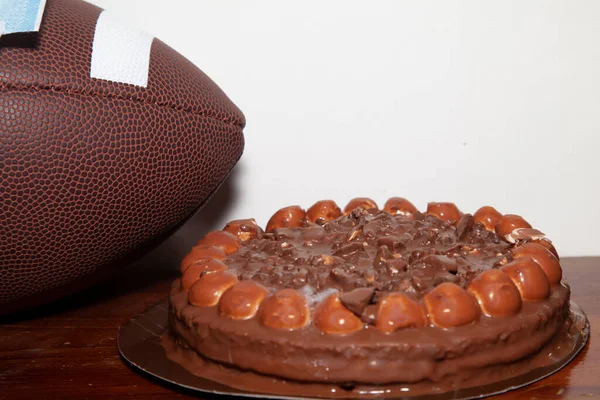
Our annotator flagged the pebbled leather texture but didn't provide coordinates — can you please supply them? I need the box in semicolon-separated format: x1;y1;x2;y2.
0;0;245;314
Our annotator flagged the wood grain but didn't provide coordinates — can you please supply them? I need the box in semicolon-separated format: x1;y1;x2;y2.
1;257;598;399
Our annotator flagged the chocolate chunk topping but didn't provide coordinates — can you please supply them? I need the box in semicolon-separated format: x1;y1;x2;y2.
333;242;367;259
373;245;394;268
505;228;546;243
339;288;375;316
361;304;378;324
456;214;474;240
224;210;510;299
419;255;458;273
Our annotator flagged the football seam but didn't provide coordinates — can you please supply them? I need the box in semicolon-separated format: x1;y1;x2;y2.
0;82;245;129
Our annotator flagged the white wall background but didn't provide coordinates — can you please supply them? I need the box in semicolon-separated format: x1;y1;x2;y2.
89;0;600;257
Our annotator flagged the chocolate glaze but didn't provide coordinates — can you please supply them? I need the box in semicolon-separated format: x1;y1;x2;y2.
167;205;570;387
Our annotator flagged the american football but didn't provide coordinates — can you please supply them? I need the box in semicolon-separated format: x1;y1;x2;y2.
0;0;245;314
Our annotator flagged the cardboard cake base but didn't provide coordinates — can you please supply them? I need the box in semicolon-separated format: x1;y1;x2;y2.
118;299;589;399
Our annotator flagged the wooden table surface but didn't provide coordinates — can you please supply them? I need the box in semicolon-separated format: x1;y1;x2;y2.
1;256;598;399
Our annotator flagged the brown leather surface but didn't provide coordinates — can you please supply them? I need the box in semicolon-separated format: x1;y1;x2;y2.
0;0;245;314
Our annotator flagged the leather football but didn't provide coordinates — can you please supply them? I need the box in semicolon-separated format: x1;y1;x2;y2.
0;0;245;314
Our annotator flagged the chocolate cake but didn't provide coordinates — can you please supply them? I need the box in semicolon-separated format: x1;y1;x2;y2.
165;197;570;395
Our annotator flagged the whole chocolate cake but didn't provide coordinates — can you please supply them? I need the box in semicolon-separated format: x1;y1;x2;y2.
165;197;569;395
